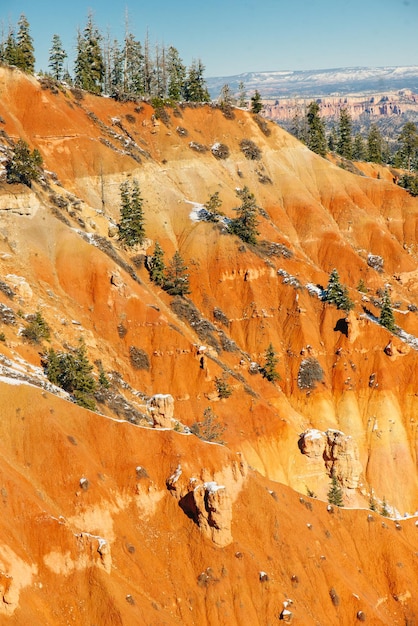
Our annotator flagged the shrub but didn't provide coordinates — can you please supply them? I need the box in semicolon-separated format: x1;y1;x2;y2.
213;307;229;326
190;407;226;443
189;141;208;153
211;142;230;159
240;138;262;160
22;310;50;344
298;358;324;390
367;253;384;272
0;281;15;299
125;114;136;124
5;139;43;187
176;126;188;137
129;346;150;371
215;375;233;399
254;115;271;136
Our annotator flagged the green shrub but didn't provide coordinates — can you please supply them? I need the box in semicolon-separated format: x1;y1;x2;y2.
22;310;50;344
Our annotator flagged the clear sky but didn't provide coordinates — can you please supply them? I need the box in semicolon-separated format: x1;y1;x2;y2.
1;0;417;77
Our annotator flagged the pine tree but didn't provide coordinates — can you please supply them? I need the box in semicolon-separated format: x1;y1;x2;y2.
184;59;210;102
327;473;344;507
4;29;18;66
48;34;67;81
367;124;383;164
352;133;366;161
203;191;224;221
74;13;104;94
5;138;43;187
238;81;247;108
166;46;186;101
323;268;354;312
44;348;60;385
262;343;280;382
163;251;191;296
328;126;338;152
149;242;166;286
381;496;390;517
397;121;418;171
227;186;260;245
122;31;145;96
379;288;396;332
15;14;35;73
117;179;145;248
72;339;96;410
306;101;327;157
250;90;263;114
337;108;353;159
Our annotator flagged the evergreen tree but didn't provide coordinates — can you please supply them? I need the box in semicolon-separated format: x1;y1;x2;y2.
5;138;43;187
97;362;110;388
44;348;60;385
366;124;383;164
250;89;263;114
44;340;96;410
227;186;260;245
327;473;344;507
163;251;191;296
203;191;224;221
397;121;418;171
72;339;96;409
327;126;337;152
15;14;35;73
262;343;280;382
379;288;396;332
352;133;366;161
306;101;327;157
184;59;210;102
118;179;145;248
323;268;354;312
48;34;67;81
149;242;166;286
369;490;377;511
74;13;104;94
381;496;390;517
238;81;247;108
290;109;307;143
4;29;18;66
337;108;353;159
166;45;186;101
123;32;144;95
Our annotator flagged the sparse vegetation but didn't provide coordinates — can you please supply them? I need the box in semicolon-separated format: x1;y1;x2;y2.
367;253;384;273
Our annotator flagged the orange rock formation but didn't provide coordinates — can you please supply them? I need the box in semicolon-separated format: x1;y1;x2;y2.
0;65;417;624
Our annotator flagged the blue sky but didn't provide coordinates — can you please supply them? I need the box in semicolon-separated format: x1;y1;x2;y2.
1;0;417;77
